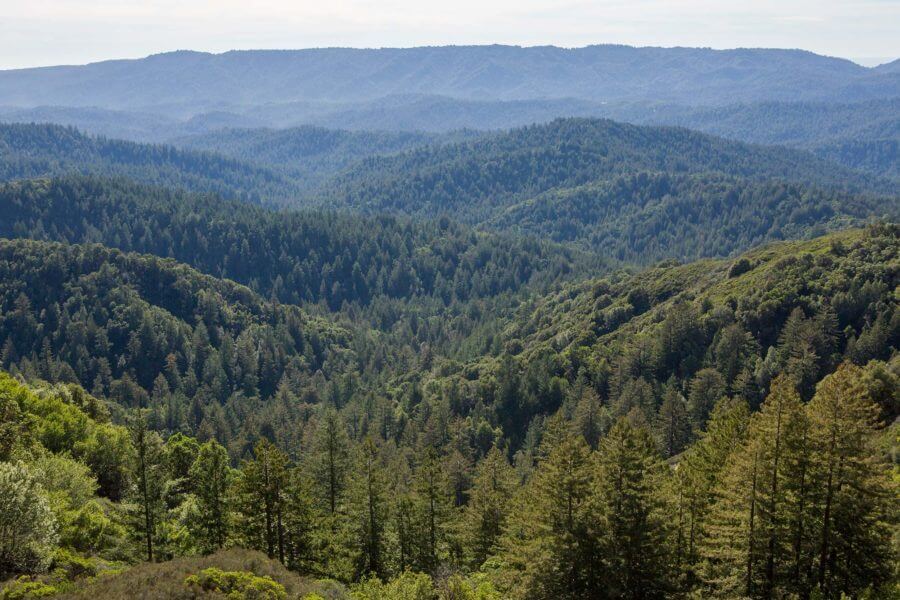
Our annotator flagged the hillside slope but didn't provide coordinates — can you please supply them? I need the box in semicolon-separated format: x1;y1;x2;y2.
0;123;297;203
424;225;899;445
312;118;898;256
0;45;896;112
170;126;479;188
0;176;598;311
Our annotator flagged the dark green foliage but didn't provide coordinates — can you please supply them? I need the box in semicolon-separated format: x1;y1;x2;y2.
0;176;597;313
490;172;893;262
315;117;893;223
172;126;478;190
0;238;357;449
0;123;296;204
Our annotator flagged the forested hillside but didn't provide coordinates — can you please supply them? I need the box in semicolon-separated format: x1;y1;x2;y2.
0;42;897;599
0;239;373;453
487;172;887;261
1;227;896;599
171;126;479;188
632;98;900;179
0;175;597;314
1;46;896;111
0;123;296;203
312;118;897;256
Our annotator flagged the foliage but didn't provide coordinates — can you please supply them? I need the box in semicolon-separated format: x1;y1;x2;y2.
0;462;58;575
184;567;287;600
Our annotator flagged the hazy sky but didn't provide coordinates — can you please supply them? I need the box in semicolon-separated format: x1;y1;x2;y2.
1;0;897;70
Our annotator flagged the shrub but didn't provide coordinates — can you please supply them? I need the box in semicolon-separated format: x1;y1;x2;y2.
727;257;753;278
352;572;435;600
184;567;287;600
0;462;58;576
0;577;58;600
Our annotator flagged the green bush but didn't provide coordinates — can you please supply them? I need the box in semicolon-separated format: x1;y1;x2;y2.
352;572;435;600
49;548;98;580
184;567;287;600
0;577;58;600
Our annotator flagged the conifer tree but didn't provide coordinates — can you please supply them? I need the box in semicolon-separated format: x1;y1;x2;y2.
311;407;351;516
411;447;450;573
282;466;318;575
698;376;807;598
188;439;231;552
463;446;517;569
349;437;389;579
654;382;691;457
499;427;600;599
128;410;166;562
805;363;896;597
594;417;672;599
669;395;751;587
232;439;288;562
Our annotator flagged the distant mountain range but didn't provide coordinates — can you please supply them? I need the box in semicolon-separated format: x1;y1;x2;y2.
0;45;895;180
1;45;896;114
3;119;894;263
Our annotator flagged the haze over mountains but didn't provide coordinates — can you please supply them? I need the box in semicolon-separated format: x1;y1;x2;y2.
0;42;898;599
2;46;897;110
1;45;896;181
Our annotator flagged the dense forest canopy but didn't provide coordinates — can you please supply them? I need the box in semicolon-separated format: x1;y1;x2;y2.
0;227;897;599
0;123;297;203
0;43;897;598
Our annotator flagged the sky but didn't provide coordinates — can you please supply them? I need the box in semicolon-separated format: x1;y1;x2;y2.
1;0;897;70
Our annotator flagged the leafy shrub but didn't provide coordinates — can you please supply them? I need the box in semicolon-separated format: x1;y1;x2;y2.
0;462;58;575
727;257;753;278
184;567;287;600
0;577;58;600
49;548;98;581
352;572;435;600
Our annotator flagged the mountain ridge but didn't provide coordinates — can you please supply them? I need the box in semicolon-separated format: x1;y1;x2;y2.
1;45;895;113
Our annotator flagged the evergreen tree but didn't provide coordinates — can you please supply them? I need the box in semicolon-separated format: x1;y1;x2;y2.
410;447;450;573
594;417;672;599
698;376;807;598
188;439;232;552
654;382;691;457
311;407;351;516
463;446;517;569
499;428;600;599
806;363;896;597
282;466;318;575
669;397;750;587
232;439;288;562
128;410;166;562
349;437;389;579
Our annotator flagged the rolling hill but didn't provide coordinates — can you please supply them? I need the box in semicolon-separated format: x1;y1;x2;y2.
310;118;898;256
1;46;896;114
0;122;297;203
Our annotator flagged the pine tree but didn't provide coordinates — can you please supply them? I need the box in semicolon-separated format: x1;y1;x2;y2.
282;466;318;575
594;417;672;599
311;407;350;516
670;396;751;585
349;437;389;579
188;439;231;552
128;409;165;562
698;376;807;598
232;439;288;562
654;382;691;457
499;428;600;599
411;447;450;573
573;386;603;449
463;446;517;569
806;363;896;597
